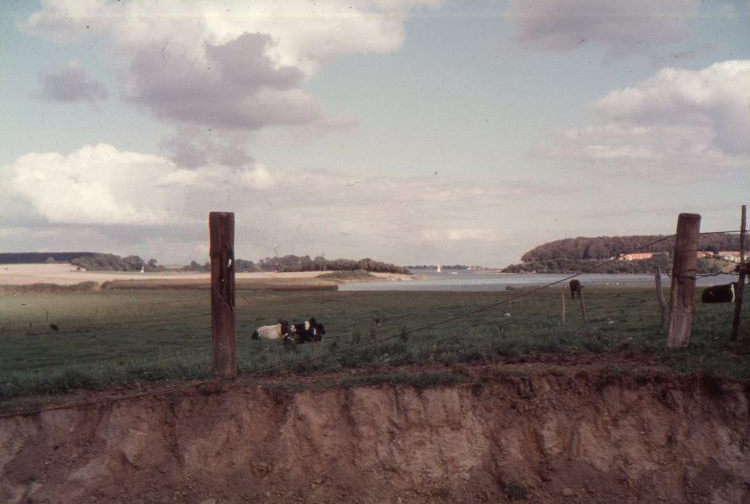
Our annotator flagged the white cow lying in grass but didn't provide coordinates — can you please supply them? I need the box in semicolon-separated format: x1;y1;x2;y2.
251;318;326;344
251;320;291;340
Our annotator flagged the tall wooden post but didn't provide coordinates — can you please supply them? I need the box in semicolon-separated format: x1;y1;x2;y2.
561;291;567;325
731;205;746;341
667;213;701;349
210;212;236;378
655;266;668;331
578;286;587;322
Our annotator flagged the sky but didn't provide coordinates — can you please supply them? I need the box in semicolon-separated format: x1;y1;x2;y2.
1;0;748;267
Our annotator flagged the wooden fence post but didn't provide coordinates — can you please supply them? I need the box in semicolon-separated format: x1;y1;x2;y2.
578;286;587;322
655;266;668;331
561;290;567;325
731;205;746;341
210;212;236;378
667;213;701;349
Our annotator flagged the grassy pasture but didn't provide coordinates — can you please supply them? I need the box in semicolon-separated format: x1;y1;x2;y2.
1;285;749;401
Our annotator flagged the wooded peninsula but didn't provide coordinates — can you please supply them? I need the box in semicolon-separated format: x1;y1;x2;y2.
502;234;740;274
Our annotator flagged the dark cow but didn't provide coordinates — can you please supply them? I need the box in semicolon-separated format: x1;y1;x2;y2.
285;318;326;344
569;279;582;299
701;283;737;304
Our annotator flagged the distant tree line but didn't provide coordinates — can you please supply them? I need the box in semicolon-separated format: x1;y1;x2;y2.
0;252;97;264
71;254;165;272
503;233;740;274
181;254;410;274
502;255;671;274
520;234;739;262
502;255;726;275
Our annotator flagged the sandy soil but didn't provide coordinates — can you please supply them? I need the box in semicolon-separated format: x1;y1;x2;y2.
1;358;748;504
0;263;413;286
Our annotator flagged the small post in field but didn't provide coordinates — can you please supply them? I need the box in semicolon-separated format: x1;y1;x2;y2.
578;286;587;322
209;212;236;378
731;205;746;341
654;266;668;331
667;213;700;348
561;290;567;325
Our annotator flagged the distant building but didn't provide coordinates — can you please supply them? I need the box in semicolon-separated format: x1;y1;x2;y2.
718;251;742;263
696;251;714;259
618;252;655;261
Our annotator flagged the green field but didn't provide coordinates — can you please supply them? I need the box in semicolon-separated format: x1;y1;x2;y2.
1;285;749;401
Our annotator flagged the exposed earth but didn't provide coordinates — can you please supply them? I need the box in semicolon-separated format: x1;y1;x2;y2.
2;356;749;503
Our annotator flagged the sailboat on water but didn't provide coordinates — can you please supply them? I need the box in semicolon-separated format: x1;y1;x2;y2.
436;264;442;273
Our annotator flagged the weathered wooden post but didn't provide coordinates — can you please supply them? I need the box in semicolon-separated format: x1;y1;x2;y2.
561;290;567;325
667;213;700;348
210;212;236;378
654;266;668;331
578;286;587;322
731;205;746;341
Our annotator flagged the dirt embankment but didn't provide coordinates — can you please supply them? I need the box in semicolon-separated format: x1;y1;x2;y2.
1;364;749;503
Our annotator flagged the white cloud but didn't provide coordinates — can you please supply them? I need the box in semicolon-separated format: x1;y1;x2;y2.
6;142;559;265
7;143;281;226
9;144;177;225
22;0;438;133
37;60;107;103
506;0;698;57
24;0;438;71
421;228;499;242
534;60;750;182
593;60;750;154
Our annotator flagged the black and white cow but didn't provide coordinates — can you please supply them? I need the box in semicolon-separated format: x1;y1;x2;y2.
251;320;292;340
285;318;326;344
701;283;738;304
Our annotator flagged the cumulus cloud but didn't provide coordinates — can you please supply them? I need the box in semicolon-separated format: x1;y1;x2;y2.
159;127;255;169
22;0;437;134
506;0;698;57
37;60;107;103
592;60;749;155
6;142;558;265
534;60;750;181
123;32;322;130
7;143;276;226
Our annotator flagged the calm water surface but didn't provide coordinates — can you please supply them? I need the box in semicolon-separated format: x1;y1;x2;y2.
341;270;737;292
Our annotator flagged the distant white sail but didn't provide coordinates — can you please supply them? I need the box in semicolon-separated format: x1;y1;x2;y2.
436;264;442;273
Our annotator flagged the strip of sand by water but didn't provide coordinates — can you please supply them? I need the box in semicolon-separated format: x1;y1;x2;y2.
0;263;413;286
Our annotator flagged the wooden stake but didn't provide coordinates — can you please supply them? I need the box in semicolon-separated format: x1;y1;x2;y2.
579;286;587;322
655;266;668;331
561;290;567;326
731;205;746;341
667;213;701;348
209;212;236;378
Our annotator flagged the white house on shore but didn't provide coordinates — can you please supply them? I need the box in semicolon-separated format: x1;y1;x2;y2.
618;250;739;262
718;251;742;263
618;252;655;261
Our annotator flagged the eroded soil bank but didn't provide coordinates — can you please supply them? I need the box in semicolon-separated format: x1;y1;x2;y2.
1;363;749;503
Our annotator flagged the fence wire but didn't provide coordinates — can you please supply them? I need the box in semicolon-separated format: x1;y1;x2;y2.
1;227;747;414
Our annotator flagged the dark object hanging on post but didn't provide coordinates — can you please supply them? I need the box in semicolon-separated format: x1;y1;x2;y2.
569;279;582;299
701;283;738;304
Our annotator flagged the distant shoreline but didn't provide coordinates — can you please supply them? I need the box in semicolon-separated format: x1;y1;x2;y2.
0;263;414;287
